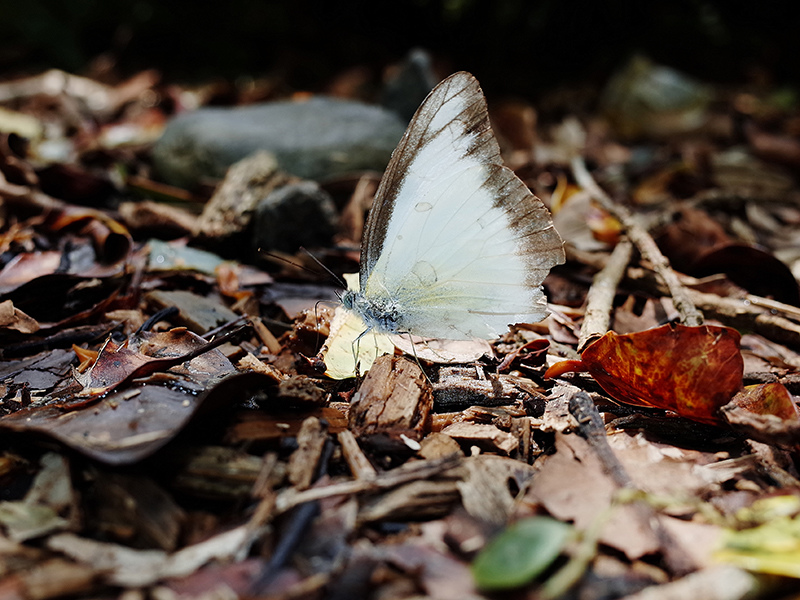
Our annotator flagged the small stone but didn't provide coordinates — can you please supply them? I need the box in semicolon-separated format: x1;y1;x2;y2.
252;180;338;254
145;290;238;334
195;151;292;241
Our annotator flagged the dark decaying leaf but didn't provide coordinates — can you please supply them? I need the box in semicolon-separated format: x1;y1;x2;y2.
496;338;550;373
690;243;800;307
0;325;260;464
0;371;274;464
0;273;123;328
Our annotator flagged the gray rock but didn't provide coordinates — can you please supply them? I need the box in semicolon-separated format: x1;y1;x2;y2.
152;97;407;188
252;180;338;254
601;55;712;138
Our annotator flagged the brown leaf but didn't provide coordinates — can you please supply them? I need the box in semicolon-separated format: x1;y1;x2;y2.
496;338;550;373
0;251;62;294
728;382;799;421
524;432;660;559
690;243;800;307
48;205;132;266
655;204;730;272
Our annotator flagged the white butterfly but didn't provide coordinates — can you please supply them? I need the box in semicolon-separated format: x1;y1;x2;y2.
341;71;564;343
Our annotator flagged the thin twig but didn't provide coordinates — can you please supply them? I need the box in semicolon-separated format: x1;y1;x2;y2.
274;453;462;513
622;266;800;348
249;438;335;594
568;390;632;488
571;156;703;327
578;239;633;352
568;389;695;576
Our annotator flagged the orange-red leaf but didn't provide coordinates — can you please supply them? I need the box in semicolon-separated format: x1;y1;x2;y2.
728;382;799;421
546;324;743;424
543;359;587;379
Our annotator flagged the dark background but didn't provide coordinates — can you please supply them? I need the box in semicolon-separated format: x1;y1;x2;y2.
1;0;798;97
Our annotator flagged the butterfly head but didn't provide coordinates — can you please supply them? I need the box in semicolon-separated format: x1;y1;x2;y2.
341;289;404;336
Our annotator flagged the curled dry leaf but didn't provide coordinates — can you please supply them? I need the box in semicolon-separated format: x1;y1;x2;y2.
0;299;39;334
721;382;800;446
551;190;620;252
496;338;549;373
690;243;800;307
728;382;799;421
546;324;743;425
47;206;132;267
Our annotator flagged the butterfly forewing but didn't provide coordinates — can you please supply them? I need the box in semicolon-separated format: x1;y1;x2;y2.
360;73;490;282
357;71;564;340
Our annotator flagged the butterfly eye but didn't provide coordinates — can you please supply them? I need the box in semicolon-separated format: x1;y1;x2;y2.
341;292;354;310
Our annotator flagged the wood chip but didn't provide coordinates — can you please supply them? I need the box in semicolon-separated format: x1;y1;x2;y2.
249;317;282;354
457;455;536;526
349;355;432;440
433;365;531;410
338;430;377;480
22;558;97;600
440;422;519;455
225;407;347;444
358;480;460;524
237;352;286;381
418;432;463;460
287;417;328;490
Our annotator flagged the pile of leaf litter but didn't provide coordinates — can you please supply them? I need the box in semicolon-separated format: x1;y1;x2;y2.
0;61;800;599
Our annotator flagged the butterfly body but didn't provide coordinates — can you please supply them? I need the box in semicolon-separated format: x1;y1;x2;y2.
344;72;565;342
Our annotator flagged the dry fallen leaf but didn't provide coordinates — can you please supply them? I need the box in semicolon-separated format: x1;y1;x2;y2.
0;299;39;333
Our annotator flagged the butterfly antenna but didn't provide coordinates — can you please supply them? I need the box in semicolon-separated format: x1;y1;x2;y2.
301;247;348;289
259;248;347;290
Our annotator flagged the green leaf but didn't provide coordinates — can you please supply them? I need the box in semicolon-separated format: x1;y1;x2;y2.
471;516;572;590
